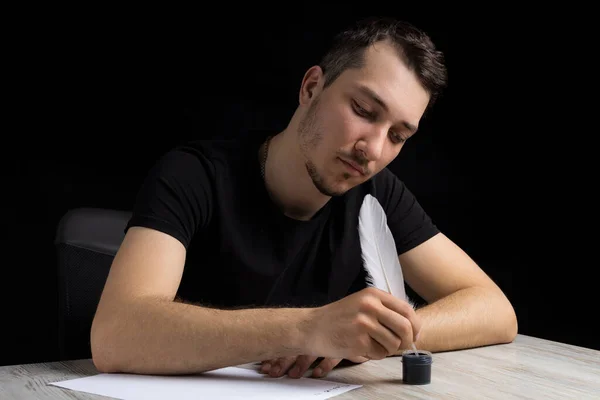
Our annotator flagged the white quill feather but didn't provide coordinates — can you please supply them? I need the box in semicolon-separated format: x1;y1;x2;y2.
358;194;415;309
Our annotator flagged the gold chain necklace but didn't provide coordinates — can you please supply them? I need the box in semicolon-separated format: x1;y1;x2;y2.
260;135;272;179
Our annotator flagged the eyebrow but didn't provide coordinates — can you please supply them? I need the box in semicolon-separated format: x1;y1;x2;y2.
356;85;418;134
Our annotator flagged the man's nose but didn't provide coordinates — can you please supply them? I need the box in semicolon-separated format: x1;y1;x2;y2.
355;128;387;162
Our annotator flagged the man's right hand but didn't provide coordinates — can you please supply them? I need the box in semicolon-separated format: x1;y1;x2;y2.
304;287;421;360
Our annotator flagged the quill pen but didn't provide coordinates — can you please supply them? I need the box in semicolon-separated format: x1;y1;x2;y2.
358;194;419;355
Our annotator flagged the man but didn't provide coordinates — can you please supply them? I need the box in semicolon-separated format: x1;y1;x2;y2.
90;17;518;379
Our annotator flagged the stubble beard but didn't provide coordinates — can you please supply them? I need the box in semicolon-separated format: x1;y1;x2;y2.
298;96;350;197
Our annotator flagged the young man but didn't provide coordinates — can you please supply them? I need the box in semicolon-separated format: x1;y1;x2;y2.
91;17;518;379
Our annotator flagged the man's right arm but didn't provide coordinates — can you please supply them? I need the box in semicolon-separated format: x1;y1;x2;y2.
90;226;312;375
90;226;422;376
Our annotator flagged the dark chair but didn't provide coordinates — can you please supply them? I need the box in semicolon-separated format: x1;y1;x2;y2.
54;207;131;360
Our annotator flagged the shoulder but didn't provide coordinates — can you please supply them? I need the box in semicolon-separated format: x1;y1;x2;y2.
127;138;253;247
173;131;268;173
147;137;258;190
167;138;247;172
349;168;439;254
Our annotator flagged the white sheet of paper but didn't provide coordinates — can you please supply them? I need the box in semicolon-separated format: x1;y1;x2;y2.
49;366;362;400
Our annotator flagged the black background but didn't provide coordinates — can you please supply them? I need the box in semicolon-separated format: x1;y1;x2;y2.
3;6;596;367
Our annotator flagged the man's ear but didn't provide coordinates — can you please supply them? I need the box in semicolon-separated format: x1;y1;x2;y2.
299;65;324;105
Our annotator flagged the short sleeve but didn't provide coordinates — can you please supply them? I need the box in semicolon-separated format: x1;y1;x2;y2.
125;146;214;249
371;168;440;255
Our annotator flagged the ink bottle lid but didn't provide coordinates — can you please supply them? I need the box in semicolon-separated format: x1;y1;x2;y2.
401;349;433;385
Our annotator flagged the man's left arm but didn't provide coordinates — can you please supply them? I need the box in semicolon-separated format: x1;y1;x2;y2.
397;232;518;354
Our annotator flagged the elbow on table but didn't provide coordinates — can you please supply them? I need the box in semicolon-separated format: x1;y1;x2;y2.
503;317;519;344
90;315;122;373
500;300;519;344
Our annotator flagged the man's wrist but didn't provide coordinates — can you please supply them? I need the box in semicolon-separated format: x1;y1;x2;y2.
290;307;317;355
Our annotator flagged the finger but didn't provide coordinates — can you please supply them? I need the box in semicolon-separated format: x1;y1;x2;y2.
287;355;318;378
357;306;406;356
312;358;343;378
269;356;298;378
378;292;421;343
367;333;394;360
259;359;277;373
346;355;369;363
377;306;414;352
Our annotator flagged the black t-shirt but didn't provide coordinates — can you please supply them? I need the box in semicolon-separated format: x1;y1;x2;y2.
125;132;439;309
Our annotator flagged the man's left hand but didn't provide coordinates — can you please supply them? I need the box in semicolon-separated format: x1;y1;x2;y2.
259;355;369;379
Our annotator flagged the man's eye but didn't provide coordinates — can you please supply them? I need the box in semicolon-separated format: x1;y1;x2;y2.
353;101;373;118
390;131;405;144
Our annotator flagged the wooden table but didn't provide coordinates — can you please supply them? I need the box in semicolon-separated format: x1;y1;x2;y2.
1;334;598;399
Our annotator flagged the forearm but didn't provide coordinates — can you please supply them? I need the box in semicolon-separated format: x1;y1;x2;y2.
91;297;310;375
403;286;518;353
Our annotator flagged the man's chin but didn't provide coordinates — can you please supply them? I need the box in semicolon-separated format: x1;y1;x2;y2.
313;178;362;197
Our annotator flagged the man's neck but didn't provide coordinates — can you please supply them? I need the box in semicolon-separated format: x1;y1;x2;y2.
262;131;331;221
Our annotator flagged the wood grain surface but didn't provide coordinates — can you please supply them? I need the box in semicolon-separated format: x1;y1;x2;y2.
1;334;598;399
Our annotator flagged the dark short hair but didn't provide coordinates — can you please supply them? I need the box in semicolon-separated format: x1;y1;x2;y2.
319;17;448;109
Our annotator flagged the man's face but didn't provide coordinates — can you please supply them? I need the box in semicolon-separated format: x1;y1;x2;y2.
297;40;430;196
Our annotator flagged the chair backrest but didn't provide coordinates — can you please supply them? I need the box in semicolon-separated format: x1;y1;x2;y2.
54;207;131;361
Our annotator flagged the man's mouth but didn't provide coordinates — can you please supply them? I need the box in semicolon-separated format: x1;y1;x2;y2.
339;158;365;176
